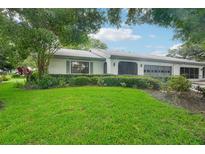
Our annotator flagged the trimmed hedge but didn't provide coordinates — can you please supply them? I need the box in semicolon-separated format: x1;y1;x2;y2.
98;76;160;89
27;74;161;90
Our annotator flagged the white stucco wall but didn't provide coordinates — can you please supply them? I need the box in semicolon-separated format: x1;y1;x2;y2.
49;57;204;80
108;59;204;80
48;58;104;75
48;58;67;74
92;61;104;74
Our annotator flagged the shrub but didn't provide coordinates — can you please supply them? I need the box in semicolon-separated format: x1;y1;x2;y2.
12;74;22;78
37;75;59;89
97;76;160;90
0;76;2;83
1;75;11;81
29;71;39;83
69;76;98;86
167;75;191;92
196;86;205;98
25;74;161;90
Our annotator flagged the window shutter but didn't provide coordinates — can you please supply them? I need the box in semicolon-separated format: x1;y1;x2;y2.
66;61;70;74
90;62;93;74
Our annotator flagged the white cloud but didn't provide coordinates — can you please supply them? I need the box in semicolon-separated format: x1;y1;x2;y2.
170;43;183;50
110;47;126;51
148;34;156;38
150;50;168;57
145;45;166;49
89;28;142;42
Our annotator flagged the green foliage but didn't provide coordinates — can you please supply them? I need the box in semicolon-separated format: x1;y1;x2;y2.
196;86;205;98
14;81;25;88
0;9;112;78
168;44;205;61
98;76;161;90
12;74;22;78
65;37;108;50
0;75;2;83
0;75;11;81
37;74;59;89
0;39;15;71
69;76;98;86
107;9;122;27
167;76;191;92
26;74;161;90
29;71;39;82
125;9;205;51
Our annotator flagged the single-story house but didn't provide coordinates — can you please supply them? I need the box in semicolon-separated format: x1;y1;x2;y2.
48;48;205;80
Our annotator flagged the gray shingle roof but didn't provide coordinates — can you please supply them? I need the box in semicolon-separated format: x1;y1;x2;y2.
91;49;205;65
54;48;105;60
53;48;205;65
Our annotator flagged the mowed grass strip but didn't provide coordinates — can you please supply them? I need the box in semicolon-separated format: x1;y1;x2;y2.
0;80;205;144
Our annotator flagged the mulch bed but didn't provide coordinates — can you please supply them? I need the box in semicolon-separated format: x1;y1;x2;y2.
146;90;205;114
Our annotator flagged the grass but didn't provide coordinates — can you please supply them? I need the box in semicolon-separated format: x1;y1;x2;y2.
0;79;205;144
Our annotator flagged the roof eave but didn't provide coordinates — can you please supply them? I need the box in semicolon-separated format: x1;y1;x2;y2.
111;55;205;66
53;55;106;61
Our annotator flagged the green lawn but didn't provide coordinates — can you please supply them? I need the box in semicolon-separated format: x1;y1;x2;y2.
0;80;205;144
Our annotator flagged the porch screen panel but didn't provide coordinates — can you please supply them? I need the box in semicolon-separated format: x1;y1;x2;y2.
118;62;138;75
144;65;172;77
180;67;199;79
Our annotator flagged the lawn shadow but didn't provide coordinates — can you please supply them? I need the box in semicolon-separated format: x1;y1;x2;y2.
0;100;5;110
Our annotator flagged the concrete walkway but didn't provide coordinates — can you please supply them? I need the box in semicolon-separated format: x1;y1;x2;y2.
192;80;205;88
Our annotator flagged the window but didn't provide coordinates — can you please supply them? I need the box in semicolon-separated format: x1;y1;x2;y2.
144;65;172;77
203;67;205;78
104;62;107;74
71;61;89;74
118;62;138;75
180;67;199;79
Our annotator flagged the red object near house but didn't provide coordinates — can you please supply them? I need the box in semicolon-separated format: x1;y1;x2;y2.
16;67;32;76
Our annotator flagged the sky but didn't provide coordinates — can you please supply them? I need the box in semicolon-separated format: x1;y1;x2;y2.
90;24;182;56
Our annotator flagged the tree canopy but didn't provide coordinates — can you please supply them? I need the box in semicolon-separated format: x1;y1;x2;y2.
124;8;205;60
0;9;110;76
168;44;205;61
65;37;107;50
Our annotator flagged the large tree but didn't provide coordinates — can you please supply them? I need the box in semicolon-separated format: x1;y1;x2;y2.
0;9;108;78
65;37;108;50
125;9;205;44
124;9;205;60
168;44;205;61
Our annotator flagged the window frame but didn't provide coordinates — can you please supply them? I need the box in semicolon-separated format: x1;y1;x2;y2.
70;61;90;74
203;67;205;78
180;67;199;79
118;61;138;75
144;65;172;77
